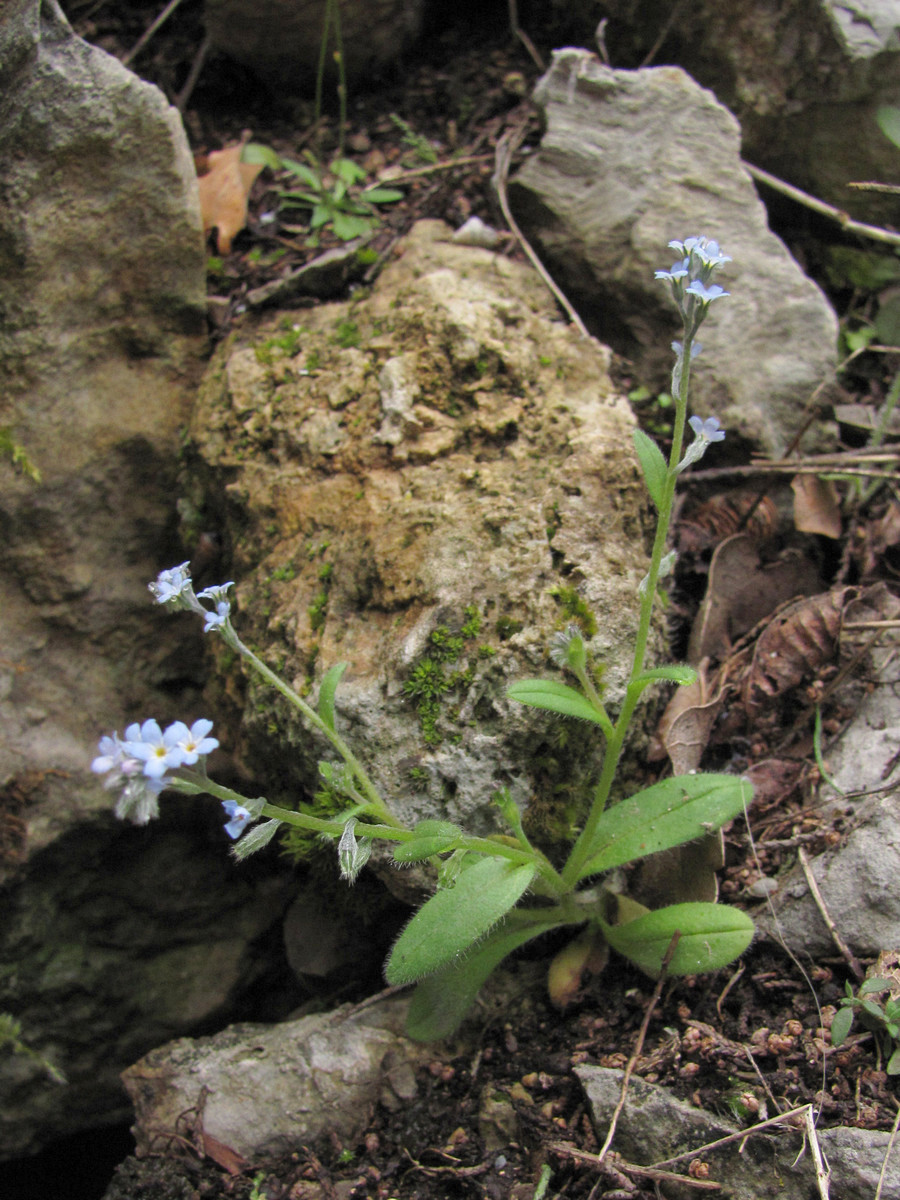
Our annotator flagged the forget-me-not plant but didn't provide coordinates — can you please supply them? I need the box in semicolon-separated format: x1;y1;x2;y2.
93;236;754;1040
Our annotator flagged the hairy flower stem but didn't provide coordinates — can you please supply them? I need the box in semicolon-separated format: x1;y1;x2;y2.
173;769;566;887
561;332;695;890
221;622;398;826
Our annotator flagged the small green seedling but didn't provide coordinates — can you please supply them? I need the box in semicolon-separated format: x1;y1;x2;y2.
277;152;403;243
831;976;900;1074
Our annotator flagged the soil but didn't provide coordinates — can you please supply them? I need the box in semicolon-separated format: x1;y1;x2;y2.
60;3;900;1197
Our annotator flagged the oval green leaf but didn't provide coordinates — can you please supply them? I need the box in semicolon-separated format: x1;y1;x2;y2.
393;820;463;863
579;773;753;880
317;662;348;730
602;901;754;977
633;428;669;511
507;679;609;727
385;856;536;986
633;664;698;687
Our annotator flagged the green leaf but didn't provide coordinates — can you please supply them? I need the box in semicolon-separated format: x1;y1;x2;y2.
361;186;404;204
332;157;368;185
404;915;566;1041
578;773;753;880
230;818;283;861
602;901;754;977
507;679;609;727
393;820;463;863
830;1004;854;1047
241;142;282;170
385;856;536;985
877;105;900;150
633;428;669;510
281;158;322;189
887;1046;900;1075
317;662;348;730
332;211;375;240
859;976;893;996
633;664;698;687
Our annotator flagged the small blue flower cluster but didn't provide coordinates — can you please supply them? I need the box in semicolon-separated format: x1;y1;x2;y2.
656;236;732;470
92;718;218;825
148;562;234;633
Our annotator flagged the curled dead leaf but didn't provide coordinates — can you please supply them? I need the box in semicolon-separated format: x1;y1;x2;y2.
654;658;725;775
791;474;842;539
676;491;778;555
740;587;852;712
687;534;822;664
197;134;264;255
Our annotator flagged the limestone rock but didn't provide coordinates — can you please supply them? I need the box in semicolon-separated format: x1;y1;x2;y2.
186;219;658;883
122;996;428;1159
508;50;839;456
0;0;269;1163
204;0;426;88
578;1065;900;1199
596;0;900;226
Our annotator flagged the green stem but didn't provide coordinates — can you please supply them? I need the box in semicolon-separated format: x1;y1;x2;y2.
222;622;397;826
561;333;695;888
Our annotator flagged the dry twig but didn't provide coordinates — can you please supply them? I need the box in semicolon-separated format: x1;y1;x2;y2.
797;847;865;982
593;933;680;1166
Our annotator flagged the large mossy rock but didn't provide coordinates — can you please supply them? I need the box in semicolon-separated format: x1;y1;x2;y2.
186;220;659;877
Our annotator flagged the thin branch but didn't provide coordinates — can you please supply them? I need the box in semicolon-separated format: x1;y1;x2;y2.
874;1102;900;1200
797;847;865;982
122;0;186;66
593;932;680;1165
743;161;900;248
649;1105;811;1170
803;1101;832;1200
493;125;591;339
550;1142;722;1190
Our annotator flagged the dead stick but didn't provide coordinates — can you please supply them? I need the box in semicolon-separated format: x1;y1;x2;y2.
797;847;864;982
649;1105;811;1170
594;932;680;1166
123;0;187;66
493;125;591;339
551;1143;721;1190
874;1102;900;1200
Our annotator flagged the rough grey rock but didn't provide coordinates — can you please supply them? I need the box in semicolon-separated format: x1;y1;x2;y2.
578;1065;900;1199
122;996;428;1158
596;0;900;226
204;0;426;88
755;586;900;957
0;0;264;1163
185;219;661;885
509;50;839;456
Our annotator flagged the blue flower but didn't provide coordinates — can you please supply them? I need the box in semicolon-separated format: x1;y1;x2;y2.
654;259;690;283
685;281;729;304
203;600;231;633
92;733;142;786
197;583;234;633
149;563;193;606
124;719;189;779
688;415;726;442
168;719;219;764
672;340;702;359
222;800;252;840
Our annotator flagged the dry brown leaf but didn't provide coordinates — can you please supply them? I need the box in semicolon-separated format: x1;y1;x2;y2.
197;136;263;254
676;491;778;555
654;657;725;775
687;534;822;663
791;474;842;538
740;587;851;713
201;1130;248;1175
